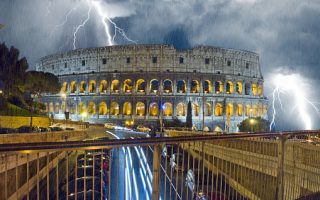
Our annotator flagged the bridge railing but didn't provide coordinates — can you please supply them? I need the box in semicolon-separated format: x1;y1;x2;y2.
0;130;320;200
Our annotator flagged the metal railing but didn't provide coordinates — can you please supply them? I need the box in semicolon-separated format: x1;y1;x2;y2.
1;130;320;200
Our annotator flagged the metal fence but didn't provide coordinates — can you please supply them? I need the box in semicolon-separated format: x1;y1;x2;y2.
1;131;320;200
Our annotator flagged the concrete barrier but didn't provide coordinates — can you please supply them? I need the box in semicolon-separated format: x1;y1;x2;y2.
0;116;50;129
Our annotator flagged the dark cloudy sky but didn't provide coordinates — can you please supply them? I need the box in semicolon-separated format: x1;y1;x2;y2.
0;0;320;130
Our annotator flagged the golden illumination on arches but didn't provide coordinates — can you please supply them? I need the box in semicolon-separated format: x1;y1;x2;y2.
252;83;257;95
205;102;212;116
236;104;243;116
55;103;60;113
215;81;223;93
49;102;54;113
258;84;263;96
99;102;107;115
136;79;146;92
111;80;120;93
204;80;212;93
70;81;77;93
123;102;132;115
150;79;159;92
136;102;145;116
78;102;86;114
177;80;186;93
163;79;173;93
87;102;96;114
190;80;200;93
163;102;173;116
176;102;186;116
263;104;267;115
226;81;234;94
245;104;251;116
236;82;243;94
226;103;234;116
149;103;159;116
61;82;68;93
110;102;119;115
252;105;258;116
215;103;223;116
100;80;107;93
123;79;133;93
88;80;96;93
79;81;86;93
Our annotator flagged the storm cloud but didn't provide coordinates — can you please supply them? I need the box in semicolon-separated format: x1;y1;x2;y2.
1;0;320;130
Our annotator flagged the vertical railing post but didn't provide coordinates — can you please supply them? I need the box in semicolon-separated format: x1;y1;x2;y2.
152;144;161;200
276;134;286;200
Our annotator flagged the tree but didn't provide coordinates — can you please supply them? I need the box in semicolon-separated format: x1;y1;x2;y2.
186;101;192;128
238;117;271;133
24;71;60;128
0;43;29;99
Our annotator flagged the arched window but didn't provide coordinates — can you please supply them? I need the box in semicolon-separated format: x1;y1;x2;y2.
252;105;258;116
215;103;223;116
55;103;60;113
245;104;251;116
111;80;120;93
190;80;200;93
177;80;186;93
150;79;159;92
136;79;146;92
78;102;86;114
236;104;243;116
100;80;107;93
258;103;263;116
226;81;234;94
258;84;263;96
62;102;66;113
149;103;159;116
110;102;119;115
99;102;107;115
193;103;199;116
79;81;86;93
263;105;267;115
205;102;212;116
70;81;77;93
123;79;133;93
87;102;96;114
61;82;68;93
226;103;234;116
45;103;48;112
245;83;251;95
176;102;186;116
136;102;145;116
123;102;132;115
215;81;223;93
49;103;54;113
236;82;243;94
163;102;173;116
163;79;173;93
88;80;96;93
204;80;212;93
252;83;257;96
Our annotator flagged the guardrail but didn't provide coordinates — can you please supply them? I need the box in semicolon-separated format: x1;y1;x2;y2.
0;130;320;200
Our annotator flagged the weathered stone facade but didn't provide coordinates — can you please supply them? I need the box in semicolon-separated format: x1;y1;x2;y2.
36;44;267;132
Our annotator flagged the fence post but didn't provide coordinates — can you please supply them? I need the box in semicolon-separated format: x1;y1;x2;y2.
276;134;286;200
152;144;161;200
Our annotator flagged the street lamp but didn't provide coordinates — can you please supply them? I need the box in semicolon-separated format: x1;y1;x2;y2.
250;118;255;133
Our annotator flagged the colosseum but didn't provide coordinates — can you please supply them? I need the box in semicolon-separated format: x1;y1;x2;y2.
36;44;267;132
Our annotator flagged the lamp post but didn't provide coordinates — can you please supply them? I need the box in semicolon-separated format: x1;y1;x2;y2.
250;118;255;133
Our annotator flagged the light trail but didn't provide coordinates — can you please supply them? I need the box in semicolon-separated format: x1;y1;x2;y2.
269;73;319;131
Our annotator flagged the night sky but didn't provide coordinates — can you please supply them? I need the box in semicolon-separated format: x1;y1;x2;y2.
1;0;319;130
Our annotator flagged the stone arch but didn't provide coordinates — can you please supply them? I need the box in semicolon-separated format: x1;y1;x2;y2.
150;79;159;92
70;81;77;93
99;80;108;93
245;83;251;95
110;102;119;115
78;102;86;114
258;84;263;96
252;83;257;96
111;79;120;93
226;81;234;94
123;79;133;93
204;102;212;116
177;80;186;93
61;82;68;93
136;79;146;92
79;81;87;93
258;103;263;116
87;102;96;114
49;102;54;113
252;104;258;116
193;103;199;116
190;80;200;93
69;104;75;114
215;81;223;93
163;102;173;116
204;80;212;93
99;102;107;115
123;102;132;115
245;104;251;116
136;102;145;116
149;102;159;116
226;103;234;116
236;82;243;94
236;104;243;116
215;103;223;116
55;103;60;114
88;80;96;93
62;101;66;113
163;79;173;93
176;102;186;116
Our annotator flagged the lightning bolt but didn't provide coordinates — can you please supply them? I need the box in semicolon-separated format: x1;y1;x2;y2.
269;73;319;131
73;0;92;50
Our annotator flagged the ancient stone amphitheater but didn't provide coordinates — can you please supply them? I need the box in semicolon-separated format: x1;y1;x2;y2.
36;44;267;132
